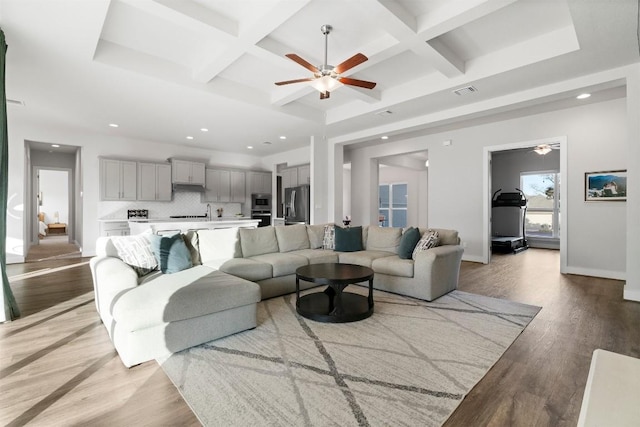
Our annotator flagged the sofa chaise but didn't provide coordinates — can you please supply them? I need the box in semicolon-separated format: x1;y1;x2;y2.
90;224;463;367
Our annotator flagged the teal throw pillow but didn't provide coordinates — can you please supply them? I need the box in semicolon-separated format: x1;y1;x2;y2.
334;226;363;252
398;227;421;259
149;233;193;274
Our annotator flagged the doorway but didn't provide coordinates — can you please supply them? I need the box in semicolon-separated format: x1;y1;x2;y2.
483;136;567;272
25;141;82;262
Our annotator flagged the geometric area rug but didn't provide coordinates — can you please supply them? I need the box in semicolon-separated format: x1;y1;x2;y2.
158;288;541;427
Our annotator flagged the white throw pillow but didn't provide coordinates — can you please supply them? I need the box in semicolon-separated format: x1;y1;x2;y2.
412;230;439;260
111;234;158;277
322;224;335;250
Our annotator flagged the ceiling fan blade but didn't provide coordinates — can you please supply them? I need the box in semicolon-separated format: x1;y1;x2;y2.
285;54;320;73
320;91;330;100
274;78;314;86
339;77;377;89
334;53;368;74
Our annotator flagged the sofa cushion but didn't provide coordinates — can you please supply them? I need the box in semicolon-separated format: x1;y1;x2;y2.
398;227;421;259
338;250;395;268
239;227;279;257
148;233;193;274
275;224;310;252
366;227;402;253
334;226;363;252
413;230;439;259
372;256;414;278
419;228;459;246
218;258;272;282
111;234;158;277
197;228;242;264
290;249;339;264
250;252;308;277
307;224;327;249
112;266;260;331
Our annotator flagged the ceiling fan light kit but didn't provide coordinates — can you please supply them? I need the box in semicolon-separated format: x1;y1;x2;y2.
275;24;377;99
533;144;553;155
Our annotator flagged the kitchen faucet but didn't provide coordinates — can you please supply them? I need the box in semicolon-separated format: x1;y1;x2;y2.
206;203;212;220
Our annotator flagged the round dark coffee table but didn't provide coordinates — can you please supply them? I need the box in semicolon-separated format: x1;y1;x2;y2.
295;263;374;323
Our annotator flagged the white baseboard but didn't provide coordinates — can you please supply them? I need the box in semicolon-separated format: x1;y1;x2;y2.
462;254;485;263
563;266;625;281
6;255;24;264
623;288;640;302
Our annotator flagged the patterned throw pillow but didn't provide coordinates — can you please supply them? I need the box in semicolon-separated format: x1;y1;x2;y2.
111;234;158;277
322;224;335;250
412;230;440;260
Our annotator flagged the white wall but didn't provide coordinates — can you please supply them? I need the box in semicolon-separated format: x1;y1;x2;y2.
346;97;628;278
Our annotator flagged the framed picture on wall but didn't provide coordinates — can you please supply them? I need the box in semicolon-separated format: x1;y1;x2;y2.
585;170;627;201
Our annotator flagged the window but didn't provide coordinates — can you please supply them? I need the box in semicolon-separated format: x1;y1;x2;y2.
379;183;407;227
520;172;560;238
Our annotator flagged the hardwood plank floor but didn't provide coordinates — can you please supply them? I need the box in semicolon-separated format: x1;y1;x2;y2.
1;249;638;426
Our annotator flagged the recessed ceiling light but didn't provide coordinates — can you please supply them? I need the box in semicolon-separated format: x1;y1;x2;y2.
51;144;60;148
279;136;286;140
201;128;208;132
381;136;389;140
247;145;253;149
577;93;591;99
186;136;194;140
109;123;119;128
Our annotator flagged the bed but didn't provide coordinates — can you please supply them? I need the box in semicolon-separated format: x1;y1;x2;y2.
38;212;47;238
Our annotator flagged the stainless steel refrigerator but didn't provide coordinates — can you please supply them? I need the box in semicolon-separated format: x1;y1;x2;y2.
285;185;310;224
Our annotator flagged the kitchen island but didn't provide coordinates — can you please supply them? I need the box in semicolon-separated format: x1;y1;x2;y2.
128;217;260;235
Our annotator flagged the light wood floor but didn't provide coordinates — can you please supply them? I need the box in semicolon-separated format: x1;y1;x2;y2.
1;250;638;426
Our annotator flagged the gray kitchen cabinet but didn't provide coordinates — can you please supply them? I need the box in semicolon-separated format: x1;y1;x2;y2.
281;168;298;190
248;171;271;195
138;162;172;201
230;170;246;202
100;158;137;201
203;168;231;202
100;221;130;237
297;164;310;185
171;159;205;185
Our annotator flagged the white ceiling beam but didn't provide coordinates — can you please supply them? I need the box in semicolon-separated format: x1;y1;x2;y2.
192;0;310;83
417;0;519;40
341;85;381;103
152;0;238;36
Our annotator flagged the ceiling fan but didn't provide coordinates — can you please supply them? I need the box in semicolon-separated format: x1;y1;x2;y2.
531;142;560;155
274;24;377;99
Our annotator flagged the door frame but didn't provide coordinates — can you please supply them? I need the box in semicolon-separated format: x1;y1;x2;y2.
482;135;567;272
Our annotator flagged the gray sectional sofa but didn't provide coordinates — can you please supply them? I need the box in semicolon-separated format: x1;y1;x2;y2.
90;224;463;367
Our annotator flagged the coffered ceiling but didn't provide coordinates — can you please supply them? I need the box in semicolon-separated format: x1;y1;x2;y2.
2;0;639;155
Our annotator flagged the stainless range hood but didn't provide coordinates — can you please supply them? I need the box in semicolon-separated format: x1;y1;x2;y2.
172;183;205;193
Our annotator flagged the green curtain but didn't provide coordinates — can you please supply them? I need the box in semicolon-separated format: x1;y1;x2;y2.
0;28;20;321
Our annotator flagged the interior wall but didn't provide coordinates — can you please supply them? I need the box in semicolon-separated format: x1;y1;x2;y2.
491;148;560;241
346;97;627;277
343;167;351;221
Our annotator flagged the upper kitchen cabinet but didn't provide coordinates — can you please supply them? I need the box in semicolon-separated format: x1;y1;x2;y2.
138;162;172;201
100;158;137;201
230;170;246;202
203;169;246;203
281;168;297;190
297;165;310;185
248;171;271;195
171;159;205;185
203;168;229;202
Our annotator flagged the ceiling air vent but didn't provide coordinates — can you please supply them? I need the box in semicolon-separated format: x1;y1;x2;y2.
375;110;393;116
453;86;477;96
